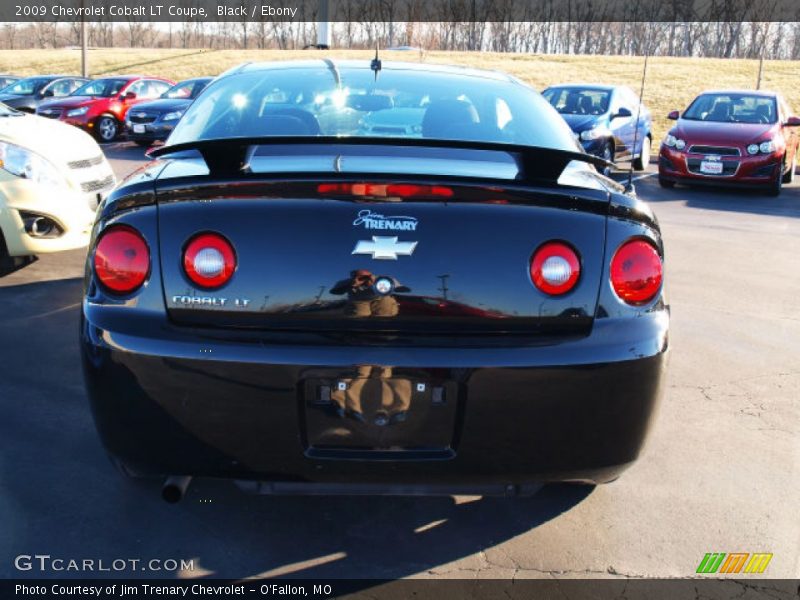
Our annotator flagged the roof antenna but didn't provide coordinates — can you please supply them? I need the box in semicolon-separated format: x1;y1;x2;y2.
370;45;382;81
626;23;652;195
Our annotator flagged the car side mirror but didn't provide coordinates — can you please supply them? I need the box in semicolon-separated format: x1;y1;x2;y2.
612;107;633;120
123;91;137;101
784;115;800;127
667;110;680;120
42;89;54;98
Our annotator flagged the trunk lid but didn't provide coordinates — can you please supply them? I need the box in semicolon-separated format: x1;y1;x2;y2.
156;174;609;337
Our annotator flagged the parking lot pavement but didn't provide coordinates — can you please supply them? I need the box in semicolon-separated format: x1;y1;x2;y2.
1;144;798;580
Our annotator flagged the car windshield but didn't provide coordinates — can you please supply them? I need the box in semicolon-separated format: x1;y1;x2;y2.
4;77;50;96
683;93;778;124
72;78;128;98
167;63;577;151
542;87;611;116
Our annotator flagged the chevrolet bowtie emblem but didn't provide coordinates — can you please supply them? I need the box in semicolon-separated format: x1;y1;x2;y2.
352;236;418;260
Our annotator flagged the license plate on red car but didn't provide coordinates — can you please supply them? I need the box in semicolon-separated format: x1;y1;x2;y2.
700;160;723;175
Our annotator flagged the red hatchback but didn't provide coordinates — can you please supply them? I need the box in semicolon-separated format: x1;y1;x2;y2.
658;90;800;196
36;75;174;142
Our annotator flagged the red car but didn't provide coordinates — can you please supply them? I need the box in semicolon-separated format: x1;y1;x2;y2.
36;75;174;142
658;90;800;196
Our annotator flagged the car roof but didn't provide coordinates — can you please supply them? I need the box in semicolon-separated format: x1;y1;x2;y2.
544;83;618;91
17;74;83;80
177;76;214;84
230;59;518;84
699;89;779;97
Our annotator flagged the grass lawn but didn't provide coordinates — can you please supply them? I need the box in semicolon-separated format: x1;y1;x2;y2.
2;47;798;142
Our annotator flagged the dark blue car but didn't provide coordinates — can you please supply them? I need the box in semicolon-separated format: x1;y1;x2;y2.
542;84;652;175
124;77;213;146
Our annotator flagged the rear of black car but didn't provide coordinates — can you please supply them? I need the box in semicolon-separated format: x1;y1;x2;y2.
81;61;668;495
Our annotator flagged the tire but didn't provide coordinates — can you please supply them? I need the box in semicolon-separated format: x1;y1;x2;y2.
658;176;675;189
599;142;614;177
95;115;118;143
633;136;651;171
767;165;783;197
0;231;15;276
782;158;795;184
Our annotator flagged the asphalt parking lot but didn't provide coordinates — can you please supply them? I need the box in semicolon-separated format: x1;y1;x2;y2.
1;143;798;580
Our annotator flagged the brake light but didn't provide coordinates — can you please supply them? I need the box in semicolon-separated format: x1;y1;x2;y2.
183;232;236;289
530;241;581;295
93;225;150;294
317;183;453;198
610;239;662;305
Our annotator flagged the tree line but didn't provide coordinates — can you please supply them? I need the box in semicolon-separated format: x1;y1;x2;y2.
4;20;800;60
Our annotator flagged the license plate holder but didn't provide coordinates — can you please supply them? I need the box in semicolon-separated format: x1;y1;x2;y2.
700;159;724;175
303;370;458;455
133;124;146;134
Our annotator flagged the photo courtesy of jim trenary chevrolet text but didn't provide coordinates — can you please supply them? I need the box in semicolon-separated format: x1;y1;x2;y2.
0;0;798;598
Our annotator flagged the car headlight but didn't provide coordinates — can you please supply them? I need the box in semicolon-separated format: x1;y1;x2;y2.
747;144;760;155
759;140;776;154
580;127;605;141
66;106;89;118
664;135;686;150
162;111;184;122
0;141;66;187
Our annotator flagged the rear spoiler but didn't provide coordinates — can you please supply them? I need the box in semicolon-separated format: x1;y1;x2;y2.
147;136;613;184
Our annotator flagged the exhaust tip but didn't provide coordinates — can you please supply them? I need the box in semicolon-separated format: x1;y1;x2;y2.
161;476;192;504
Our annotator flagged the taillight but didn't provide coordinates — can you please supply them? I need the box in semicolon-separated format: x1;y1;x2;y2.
93;225;150;294
183;232;236;289
530;241;581;295
317;183;453;198
610;239;663;305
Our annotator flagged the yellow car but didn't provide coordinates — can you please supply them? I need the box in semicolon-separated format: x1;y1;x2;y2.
0;102;115;272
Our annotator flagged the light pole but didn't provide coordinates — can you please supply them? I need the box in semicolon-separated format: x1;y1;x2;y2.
80;0;88;78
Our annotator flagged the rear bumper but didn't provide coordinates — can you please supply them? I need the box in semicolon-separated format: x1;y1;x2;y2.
81;309;669;489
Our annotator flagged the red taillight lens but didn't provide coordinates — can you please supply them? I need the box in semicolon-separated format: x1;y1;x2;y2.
317;183;453;198
93;225;150;294
610;239;663;305
530;241;581;295
183;232;236;289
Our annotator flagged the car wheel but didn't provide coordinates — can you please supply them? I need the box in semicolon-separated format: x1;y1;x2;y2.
633;136;651;171
658;176;675;189
95;116;118;143
781;158;796;184
768;165;783;196
0;233;14;276
600;142;614;177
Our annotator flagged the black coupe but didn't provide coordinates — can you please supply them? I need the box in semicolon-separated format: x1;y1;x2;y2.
82;60;669;502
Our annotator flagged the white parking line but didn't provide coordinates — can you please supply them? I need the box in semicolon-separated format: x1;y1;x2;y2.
629;172;656;182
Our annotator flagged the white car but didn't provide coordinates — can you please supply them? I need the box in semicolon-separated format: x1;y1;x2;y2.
0;102;115;272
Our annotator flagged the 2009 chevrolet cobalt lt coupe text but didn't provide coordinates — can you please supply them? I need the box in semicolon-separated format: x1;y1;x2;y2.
81;60;669;501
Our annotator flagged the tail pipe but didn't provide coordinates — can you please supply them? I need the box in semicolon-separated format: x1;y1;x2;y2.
162;476;192;503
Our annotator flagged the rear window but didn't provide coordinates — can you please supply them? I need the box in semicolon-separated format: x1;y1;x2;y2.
543;87;611;116
167;63;578;151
